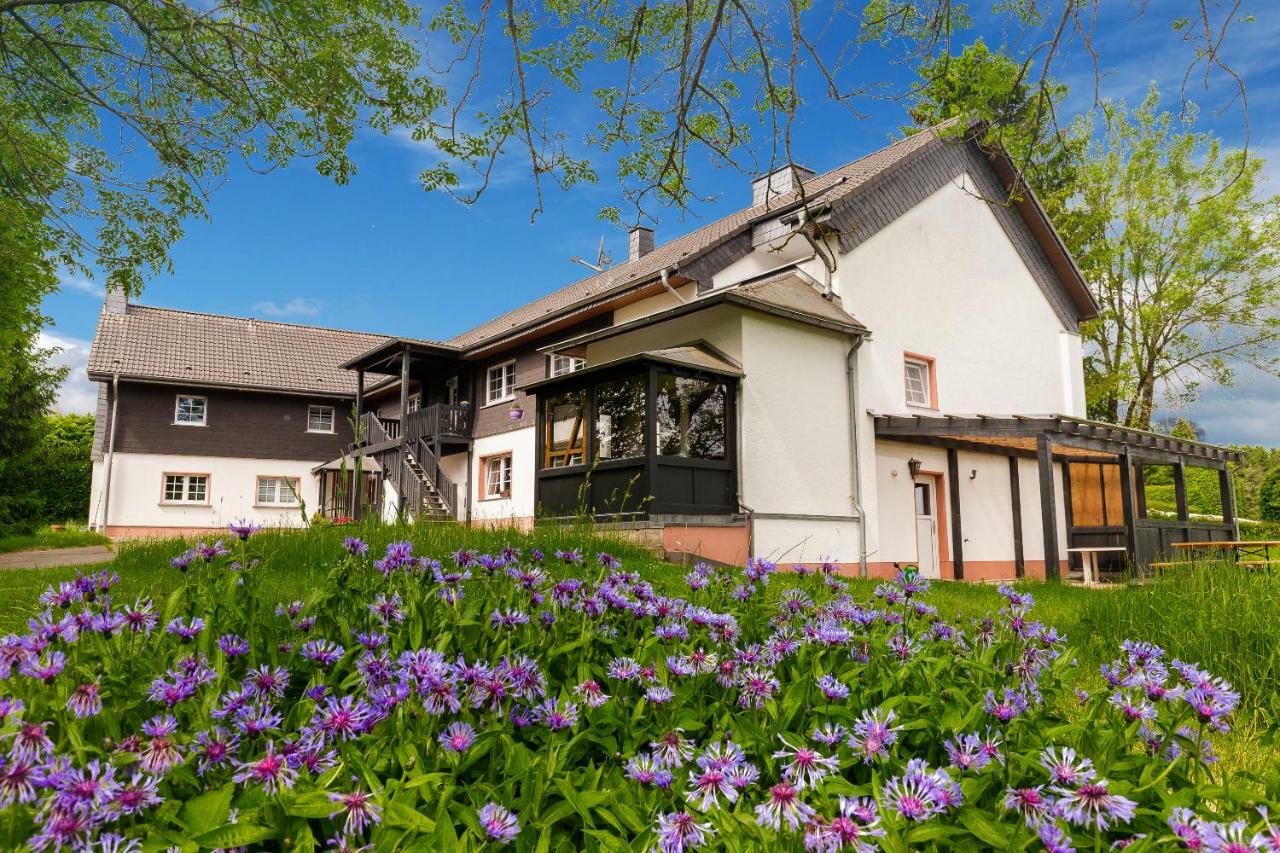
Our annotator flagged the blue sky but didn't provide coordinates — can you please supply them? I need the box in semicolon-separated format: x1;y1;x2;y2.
41;2;1280;446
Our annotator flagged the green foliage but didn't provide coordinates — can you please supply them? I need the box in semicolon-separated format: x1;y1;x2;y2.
1073;87;1280;428
1230;445;1280;520
31;413;95;523
0;524;108;555
1259;467;1280;522
0;0;439;294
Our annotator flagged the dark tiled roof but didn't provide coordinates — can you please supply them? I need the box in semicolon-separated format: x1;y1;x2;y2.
447;122;957;349
87;305;390;396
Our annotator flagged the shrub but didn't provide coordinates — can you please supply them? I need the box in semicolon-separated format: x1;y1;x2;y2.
0;530;1274;850
1259;467;1280;522
33;413;95;522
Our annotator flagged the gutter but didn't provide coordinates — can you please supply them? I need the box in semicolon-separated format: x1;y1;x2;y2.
659;267;687;304
99;373;120;533
846;338;869;577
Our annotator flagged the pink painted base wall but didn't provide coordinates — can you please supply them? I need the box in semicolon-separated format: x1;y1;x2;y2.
662;524;751;567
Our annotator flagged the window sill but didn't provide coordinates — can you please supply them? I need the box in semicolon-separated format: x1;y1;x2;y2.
305;429;335;435
159;501;210;507
255;503;301;509
482;397;516;409
479;494;512;502
905;402;938;411
173;422;208;427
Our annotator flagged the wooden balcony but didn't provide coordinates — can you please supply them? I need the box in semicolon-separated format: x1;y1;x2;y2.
359;403;472;449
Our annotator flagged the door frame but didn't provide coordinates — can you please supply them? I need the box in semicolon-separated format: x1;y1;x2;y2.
912;470;950;572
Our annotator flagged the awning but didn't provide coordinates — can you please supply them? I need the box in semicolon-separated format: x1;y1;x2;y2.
520;344;743;394
311;454;383;475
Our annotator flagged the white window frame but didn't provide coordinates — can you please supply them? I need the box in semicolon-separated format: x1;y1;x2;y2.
174;394;208;426
904;358;933;408
307;405;335;434
549;354;586;378
485;360;517;405
481;454;513;500
256;476;302;507
407;392;422;413
161;473;209;505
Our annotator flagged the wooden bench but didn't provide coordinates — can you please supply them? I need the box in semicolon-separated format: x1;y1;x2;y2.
1147;560;1277;570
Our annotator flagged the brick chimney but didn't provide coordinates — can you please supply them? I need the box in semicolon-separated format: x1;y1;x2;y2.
103;285;127;315
628;226;654;262
751;163;816;206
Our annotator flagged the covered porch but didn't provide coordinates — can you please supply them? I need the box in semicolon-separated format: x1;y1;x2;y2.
873;414;1240;581
338;339;472;520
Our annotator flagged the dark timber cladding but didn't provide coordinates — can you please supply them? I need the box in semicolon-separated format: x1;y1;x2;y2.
873;413;1242;576
946;448;964;580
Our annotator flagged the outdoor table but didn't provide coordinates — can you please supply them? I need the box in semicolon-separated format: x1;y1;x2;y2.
1065;546;1127;587
1170;540;1280;565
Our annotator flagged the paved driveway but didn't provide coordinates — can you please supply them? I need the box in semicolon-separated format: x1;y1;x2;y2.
0;546;114;570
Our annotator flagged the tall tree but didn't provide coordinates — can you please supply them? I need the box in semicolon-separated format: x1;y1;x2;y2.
1074;88;1280;429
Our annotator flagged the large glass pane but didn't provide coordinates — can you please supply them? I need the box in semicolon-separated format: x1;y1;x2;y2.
656;373;727;459
594;375;647;460
543;390;586;468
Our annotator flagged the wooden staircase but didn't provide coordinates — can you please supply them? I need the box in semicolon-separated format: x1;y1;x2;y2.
403;445;453;520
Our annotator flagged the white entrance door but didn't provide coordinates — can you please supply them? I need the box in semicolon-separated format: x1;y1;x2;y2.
914;480;940;579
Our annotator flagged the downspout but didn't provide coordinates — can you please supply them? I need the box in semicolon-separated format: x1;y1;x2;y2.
846;338;869;577
99;373;120;534
659;267;687;303
795;210;837;297
735;382;754;561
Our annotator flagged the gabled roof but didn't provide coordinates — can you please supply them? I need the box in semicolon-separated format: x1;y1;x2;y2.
447;123;953;350
87;305;390;397
448;119;1097;352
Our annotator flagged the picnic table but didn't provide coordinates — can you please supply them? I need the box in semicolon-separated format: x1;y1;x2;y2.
1168;540;1280;568
1065;546;1127;587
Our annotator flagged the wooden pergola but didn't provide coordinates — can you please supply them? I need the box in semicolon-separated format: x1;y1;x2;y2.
873;414;1241;580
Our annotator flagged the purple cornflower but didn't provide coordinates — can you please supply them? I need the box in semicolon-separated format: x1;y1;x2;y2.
121;599;157;634
343;536;369;556
0;758;37;805
573;679;610;708
439;722;476;753
817;674;850;701
218;634;250;657
11;721;54;760
654;810;715;852
686;765;737;812
646;686;674;705
194;727;239;775
477;802;520;844
148;674;198;707
848;707;900;764
881;774;942;822
1040;746;1096;786
107;772;163;818
1039;824;1076;853
330;788;382;836
772;737;839;790
627;753;662;785
170;549;197;570
310;695;374;742
811;722;847;747
736;667;780;709
66;682;102;718
944;733;990;772
0;696;24;722
368;593;405;624
227;519;261;541
21;650;66;682
490;608;530;628
300;639;345;667
1003;786;1053;828
608;657;641;681
165;617;205;641
534;698;579;731
245;664;290;698
196;540;230;561
985;688;1030;723
755;781;815;831
886;631;919;662
651;731;696;768
1054;779;1137;831
233;703;283;737
139;730;183;775
234;741;297;793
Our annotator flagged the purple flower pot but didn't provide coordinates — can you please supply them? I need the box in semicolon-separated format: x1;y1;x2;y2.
509;407;525;421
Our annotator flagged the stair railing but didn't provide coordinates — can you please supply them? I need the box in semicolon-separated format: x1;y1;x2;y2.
409;437;461;520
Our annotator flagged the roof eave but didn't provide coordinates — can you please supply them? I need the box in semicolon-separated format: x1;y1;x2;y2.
86;372;358;399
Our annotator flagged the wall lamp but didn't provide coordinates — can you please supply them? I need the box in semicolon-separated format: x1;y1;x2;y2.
907;458;922;480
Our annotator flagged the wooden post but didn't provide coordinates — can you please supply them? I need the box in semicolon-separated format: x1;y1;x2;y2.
1009;456;1025;579
1220;465;1238;537
1036;433;1060;581
352;369;365;520
397;346;409;516
1134;464;1148;518
1118;449;1138;569
947;448;965;580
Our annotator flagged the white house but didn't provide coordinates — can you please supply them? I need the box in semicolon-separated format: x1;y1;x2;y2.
88;121;1240;579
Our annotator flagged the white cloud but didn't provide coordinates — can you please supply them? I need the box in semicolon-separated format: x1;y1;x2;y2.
1155;364;1280;447
253;297;323;318
36;332;98;415
58;273;104;298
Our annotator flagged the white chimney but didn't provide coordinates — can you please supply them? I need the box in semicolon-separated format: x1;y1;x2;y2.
104;285;127;315
628;225;654;261
751;163;816;206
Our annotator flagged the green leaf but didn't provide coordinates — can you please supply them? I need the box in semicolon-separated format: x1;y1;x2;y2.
384;800;437;834
193;823;276;849
958;806;1013;849
179;783;234;836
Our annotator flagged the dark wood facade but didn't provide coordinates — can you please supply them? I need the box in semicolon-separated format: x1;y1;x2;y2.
109;382;355;461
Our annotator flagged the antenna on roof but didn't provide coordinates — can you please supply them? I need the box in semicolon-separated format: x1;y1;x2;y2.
570;236;613;273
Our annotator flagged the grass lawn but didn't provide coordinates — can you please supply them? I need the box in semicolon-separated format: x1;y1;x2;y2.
0;523;109;554
4;520;1276;779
